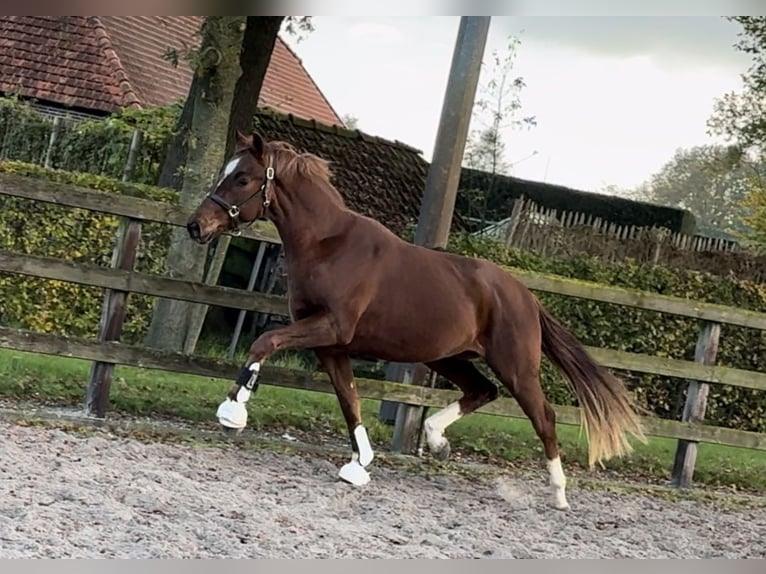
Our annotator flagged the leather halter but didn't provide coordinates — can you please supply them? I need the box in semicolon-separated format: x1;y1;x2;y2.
206;155;274;232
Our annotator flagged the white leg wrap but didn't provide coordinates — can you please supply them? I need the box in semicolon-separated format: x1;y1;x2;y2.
547;457;570;510
338;453;370;486
216;362;261;429
354;425;374;467
338;426;374;486
424;402;462;452
236;387;252;403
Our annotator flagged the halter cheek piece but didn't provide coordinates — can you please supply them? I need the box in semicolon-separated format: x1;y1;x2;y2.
206;155;275;233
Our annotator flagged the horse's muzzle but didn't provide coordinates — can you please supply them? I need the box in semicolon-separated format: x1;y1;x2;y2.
187;220;202;241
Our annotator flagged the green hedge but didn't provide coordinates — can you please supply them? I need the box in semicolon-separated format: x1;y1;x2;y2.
447;233;766;433
0;161;177;342
0;97;180;185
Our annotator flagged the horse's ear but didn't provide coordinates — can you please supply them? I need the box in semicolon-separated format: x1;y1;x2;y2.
234;130;253;153
250;132;265;160
235;130;266;160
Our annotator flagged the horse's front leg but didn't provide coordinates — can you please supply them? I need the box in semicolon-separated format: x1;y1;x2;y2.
216;313;353;431
315;349;374;486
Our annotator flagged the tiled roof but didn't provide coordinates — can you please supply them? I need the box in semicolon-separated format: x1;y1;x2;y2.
251;110;446;235
0;16;125;113
97;16;200;110
0;16;343;126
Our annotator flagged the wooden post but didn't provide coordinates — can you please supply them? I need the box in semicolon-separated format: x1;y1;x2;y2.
390;363;434;453
671;321;721;488
390;16;490;454
84;218;142;417
84;128;144;417
503;196;524;246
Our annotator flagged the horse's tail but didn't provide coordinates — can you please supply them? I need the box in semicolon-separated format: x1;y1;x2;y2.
537;302;646;468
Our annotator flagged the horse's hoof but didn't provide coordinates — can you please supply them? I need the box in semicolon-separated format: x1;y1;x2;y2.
216;398;248;430
338;460;370;486
221;425;243;435
431;440;451;461
553;500;571;511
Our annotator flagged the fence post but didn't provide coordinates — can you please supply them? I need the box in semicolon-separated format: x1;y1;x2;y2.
44;117;62;168
84;128;144;417
503;196;524;247
388;16;489;454
671;321;721;487
121;129;144;181
390;363;434;453
84;218;142;417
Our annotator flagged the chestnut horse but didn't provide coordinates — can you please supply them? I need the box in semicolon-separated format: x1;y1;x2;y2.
186;132;645;510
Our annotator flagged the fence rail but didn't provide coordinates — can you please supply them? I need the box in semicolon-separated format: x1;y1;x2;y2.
2;248;765;393
1;174;766;488
1;326;764;452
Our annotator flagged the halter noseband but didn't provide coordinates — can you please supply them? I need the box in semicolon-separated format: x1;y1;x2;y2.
206;155;275;232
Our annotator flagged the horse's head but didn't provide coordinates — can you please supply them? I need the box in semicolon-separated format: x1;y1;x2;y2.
186;131;274;244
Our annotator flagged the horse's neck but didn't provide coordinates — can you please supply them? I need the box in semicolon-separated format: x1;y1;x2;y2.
272;177;348;259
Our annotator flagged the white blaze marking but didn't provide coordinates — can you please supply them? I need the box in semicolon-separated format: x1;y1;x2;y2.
424;401;462;450
216;157;241;189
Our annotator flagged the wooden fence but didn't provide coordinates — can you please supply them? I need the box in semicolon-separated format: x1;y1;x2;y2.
1;174;766;488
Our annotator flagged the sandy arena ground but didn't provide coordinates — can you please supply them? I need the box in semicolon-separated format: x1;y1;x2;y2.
1;420;764;558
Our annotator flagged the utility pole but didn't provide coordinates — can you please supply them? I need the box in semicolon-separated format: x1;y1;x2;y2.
389;16;491;453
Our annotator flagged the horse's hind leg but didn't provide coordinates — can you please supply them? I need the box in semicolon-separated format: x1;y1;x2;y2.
423;357;498;461
486;336;570;510
314;348;374;486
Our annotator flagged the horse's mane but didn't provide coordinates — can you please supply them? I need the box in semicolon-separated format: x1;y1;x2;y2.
267;141;345;206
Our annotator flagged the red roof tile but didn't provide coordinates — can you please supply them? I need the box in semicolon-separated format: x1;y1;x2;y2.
0;16;343;126
0;16;125;112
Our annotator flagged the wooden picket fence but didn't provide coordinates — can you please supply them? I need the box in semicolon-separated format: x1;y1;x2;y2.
480;196;765;282
0;174;765;488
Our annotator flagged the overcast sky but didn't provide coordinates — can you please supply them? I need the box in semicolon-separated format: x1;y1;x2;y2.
282;16;753;195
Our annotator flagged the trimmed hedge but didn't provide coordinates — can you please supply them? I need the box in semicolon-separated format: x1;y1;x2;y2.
0;161;177;342
0;97;180;185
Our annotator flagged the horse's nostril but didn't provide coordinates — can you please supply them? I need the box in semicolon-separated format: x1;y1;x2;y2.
187;221;201;240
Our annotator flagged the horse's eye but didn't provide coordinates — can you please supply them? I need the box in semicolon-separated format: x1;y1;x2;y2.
237;178;248;187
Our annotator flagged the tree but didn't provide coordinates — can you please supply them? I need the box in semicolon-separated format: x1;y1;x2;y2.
226;17;286;158
706;17;766;250
341;113;359;130
461;35;536;226
708;17;766;154
144;17;257;351
146;16;311;352
631;145;758;238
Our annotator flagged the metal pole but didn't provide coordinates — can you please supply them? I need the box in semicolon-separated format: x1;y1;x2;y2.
390;16;490;454
44;116;62;169
228;241;268;359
